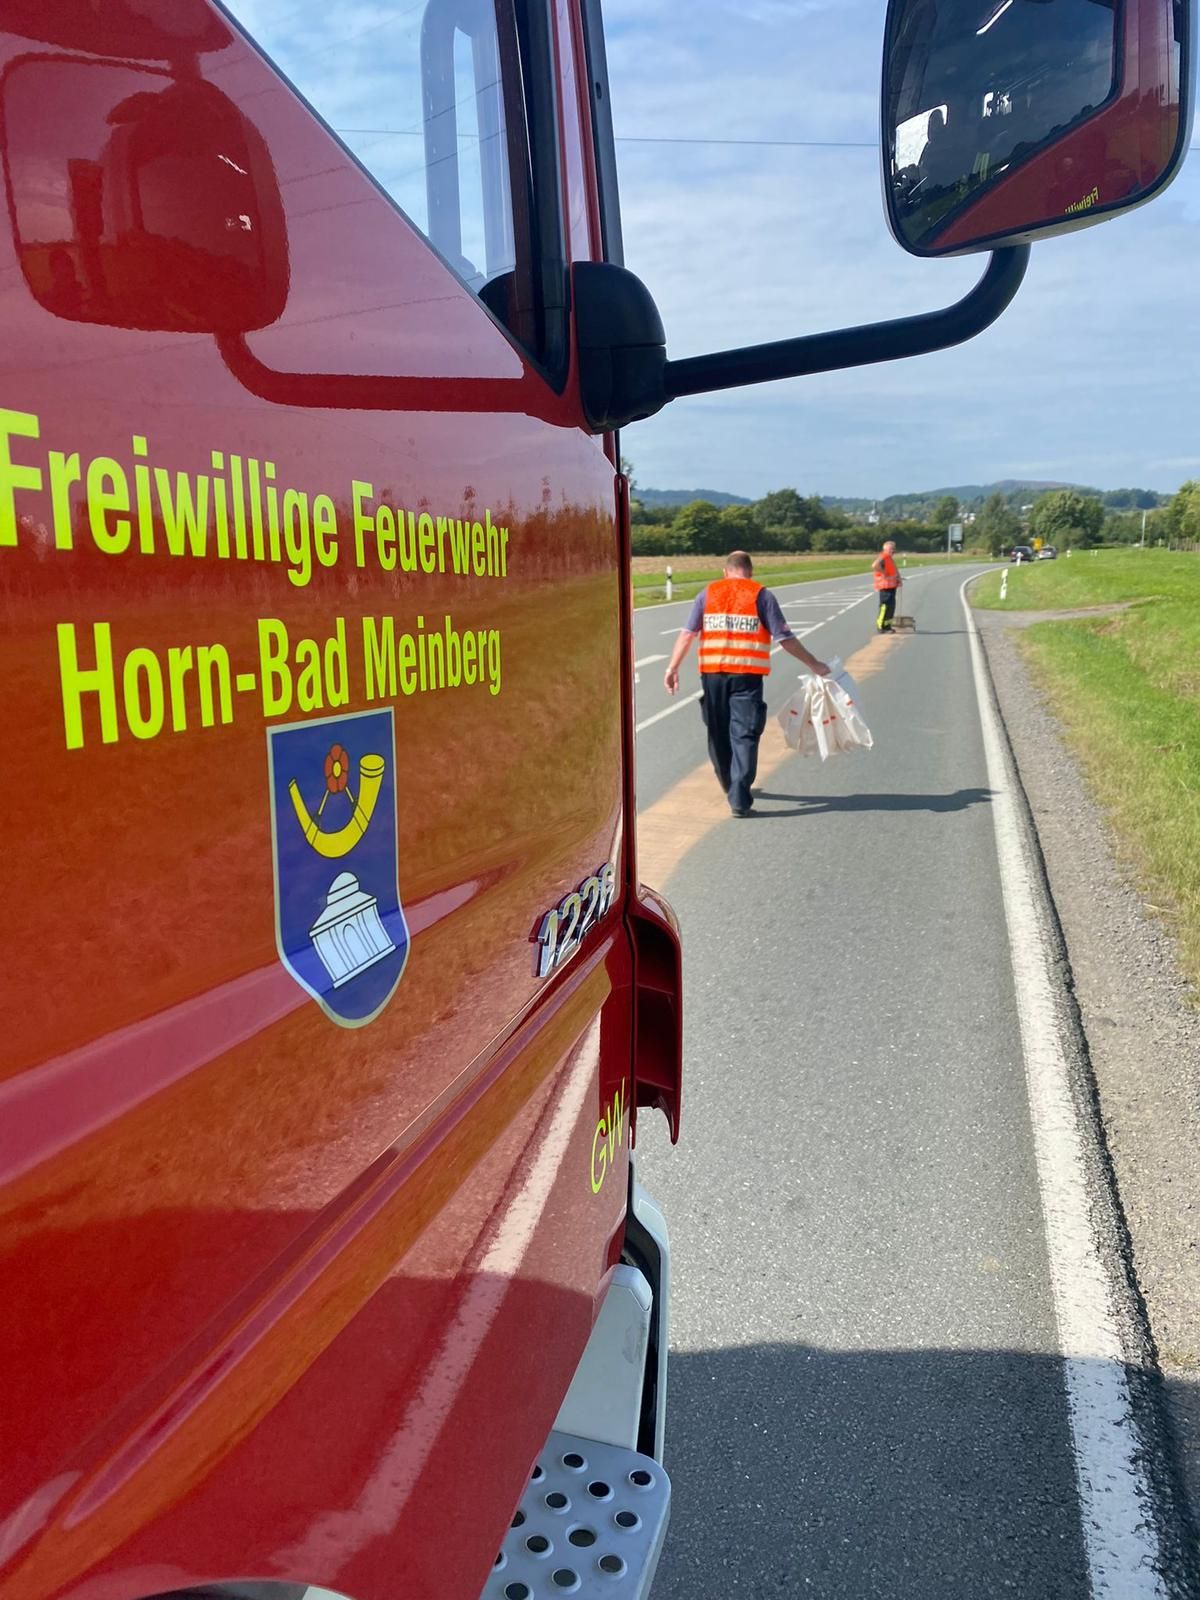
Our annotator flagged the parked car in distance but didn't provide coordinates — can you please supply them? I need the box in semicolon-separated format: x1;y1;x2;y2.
1037;546;1058;560
1010;545;1034;563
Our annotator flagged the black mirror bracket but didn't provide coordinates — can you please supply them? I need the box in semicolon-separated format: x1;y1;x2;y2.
574;261;668;432
573;247;1029;432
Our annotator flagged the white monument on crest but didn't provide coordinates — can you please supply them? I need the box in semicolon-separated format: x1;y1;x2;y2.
309;871;396;988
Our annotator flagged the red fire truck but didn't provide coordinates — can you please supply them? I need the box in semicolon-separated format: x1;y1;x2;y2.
0;1;1189;1598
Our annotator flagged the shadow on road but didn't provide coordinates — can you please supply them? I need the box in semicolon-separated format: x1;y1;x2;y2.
750;787;994;816
655;1342;1194;1599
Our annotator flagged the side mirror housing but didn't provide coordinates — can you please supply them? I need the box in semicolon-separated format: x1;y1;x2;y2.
574;262;668;432
883;0;1193;256
3;57;288;334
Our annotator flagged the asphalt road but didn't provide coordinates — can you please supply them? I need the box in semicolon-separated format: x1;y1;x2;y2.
633;564;1096;1597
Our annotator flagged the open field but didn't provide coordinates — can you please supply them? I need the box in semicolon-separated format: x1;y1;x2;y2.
972;550;1200;992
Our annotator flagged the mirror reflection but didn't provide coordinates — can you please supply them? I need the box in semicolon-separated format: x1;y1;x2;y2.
887;0;1122;251
4;57;288;334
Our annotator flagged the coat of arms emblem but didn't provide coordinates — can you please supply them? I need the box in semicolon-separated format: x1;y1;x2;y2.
267;708;409;1025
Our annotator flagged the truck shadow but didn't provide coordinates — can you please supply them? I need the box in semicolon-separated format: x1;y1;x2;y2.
750;787;995;816
656;1341;1196;1599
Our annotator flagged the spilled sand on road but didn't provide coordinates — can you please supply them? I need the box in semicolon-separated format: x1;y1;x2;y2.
638;630;901;889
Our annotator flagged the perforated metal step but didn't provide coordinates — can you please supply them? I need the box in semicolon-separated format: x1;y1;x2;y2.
479;1430;671;1599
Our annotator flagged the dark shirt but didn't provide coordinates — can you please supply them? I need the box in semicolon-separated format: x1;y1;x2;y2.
683;585;794;641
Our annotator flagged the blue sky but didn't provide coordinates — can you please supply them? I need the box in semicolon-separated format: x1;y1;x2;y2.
604;0;1200;499
240;0;1199;502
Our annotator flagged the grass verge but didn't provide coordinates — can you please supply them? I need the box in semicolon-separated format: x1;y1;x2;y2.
972;550;1200;992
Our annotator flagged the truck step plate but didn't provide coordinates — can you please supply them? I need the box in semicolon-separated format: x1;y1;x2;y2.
481;1431;671;1599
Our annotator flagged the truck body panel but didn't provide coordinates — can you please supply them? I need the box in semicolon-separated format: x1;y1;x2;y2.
0;3;643;1595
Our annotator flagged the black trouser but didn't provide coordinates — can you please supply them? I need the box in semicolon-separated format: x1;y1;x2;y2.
700;673;767;812
876;587;898;630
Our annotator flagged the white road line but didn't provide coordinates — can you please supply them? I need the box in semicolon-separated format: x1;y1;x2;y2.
646;583;870;619
635;653;668;667
635;694;701;732
632;561;949;615
635;578;870;612
960;577;1167;1600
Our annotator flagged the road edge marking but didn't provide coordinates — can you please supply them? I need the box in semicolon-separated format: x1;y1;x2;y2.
960;576;1168;1599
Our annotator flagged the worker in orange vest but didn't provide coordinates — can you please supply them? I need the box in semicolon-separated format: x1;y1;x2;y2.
873;539;902;632
663;551;829;817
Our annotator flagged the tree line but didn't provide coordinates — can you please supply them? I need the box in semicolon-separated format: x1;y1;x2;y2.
974;483;1200;554
629;475;1199;559
630;486;963;558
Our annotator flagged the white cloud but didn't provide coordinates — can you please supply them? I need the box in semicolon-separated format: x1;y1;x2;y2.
608;0;1200;497
233;0;1199;499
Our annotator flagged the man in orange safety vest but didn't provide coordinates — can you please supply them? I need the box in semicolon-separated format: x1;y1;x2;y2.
872;539;902;633
663;551;829;818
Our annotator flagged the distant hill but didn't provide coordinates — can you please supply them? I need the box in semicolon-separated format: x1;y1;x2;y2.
822;480;1089;514
635;487;751;509
637;481;1163;516
828;482;1163;514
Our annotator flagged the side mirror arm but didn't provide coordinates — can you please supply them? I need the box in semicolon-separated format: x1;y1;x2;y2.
573;247;1030;432
664;245;1030;400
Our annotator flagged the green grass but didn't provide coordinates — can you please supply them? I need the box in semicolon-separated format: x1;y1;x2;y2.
632;553;962;608
971;547;1196;613
973;549;1200;992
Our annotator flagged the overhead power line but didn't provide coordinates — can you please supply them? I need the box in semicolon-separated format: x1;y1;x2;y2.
335;127;877;149
616;134;875;149
335;127;1200;154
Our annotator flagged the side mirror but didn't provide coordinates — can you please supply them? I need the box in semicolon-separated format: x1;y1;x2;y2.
883;0;1193;256
2;56;288;334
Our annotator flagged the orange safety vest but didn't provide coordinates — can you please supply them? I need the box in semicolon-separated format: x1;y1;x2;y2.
699;578;772;675
873;552;900;591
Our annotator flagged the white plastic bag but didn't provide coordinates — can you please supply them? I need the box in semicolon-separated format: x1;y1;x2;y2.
776;659;873;760
819;677;875;756
777;678;819;753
